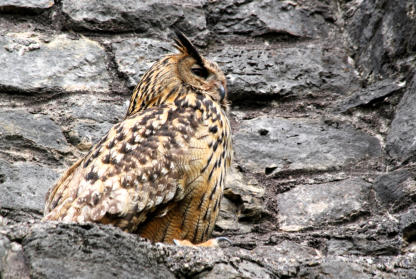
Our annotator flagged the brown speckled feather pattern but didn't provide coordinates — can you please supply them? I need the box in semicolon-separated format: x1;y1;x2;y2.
43;31;232;244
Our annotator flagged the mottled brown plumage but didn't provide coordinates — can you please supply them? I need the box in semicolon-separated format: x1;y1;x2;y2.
43;30;232;245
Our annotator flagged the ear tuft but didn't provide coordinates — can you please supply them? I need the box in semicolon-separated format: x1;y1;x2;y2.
172;28;204;66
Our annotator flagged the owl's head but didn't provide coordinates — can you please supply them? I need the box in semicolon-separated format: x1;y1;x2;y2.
127;29;228;116
172;29;227;105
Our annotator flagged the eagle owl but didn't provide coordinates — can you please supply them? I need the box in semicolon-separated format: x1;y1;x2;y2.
43;30;232;246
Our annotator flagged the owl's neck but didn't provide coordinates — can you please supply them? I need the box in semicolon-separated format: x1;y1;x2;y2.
126;78;180;114
126;80;228;117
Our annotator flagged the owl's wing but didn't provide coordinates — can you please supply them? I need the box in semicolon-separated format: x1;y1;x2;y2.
43;104;214;230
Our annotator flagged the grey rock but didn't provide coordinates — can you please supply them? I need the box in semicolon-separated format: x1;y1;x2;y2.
22;223;174;279
41;94;128;151
0;235;10;274
159;238;276;278
68;120;114;151
15;222;273;278
277;178;371;231
171;248;275;279
386;73;416;163
251;240;321;277
399;207;416;246
342;0;416;79
374;168;416;212
112;38;174;88
0;32;111;94
216;166;266;234
215;197;241;233
0;0;53;11
48;94;127;124
334;79;404;113
207;0;332;38
113;38;357;101
234;116;381;175
226;259;274;279
0;110;69;153
211;42;357;103
196;263;240;279
0;240;30;279
62;0;207;35
327;215;402;256
0;208;40;226
226;168;265;217
255;240;320;260
0;221;414;279
0;159;59;212
305;260;371;279
20;223;277;279
212;197;240;236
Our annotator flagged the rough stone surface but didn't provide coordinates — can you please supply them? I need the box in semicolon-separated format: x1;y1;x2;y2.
22;223;174;279
67;120;113;151
1;222;415;279
374;168;416;212
113;39;357;101
46;94;127;124
0;110;69;153
112;38;175;88
334;78;404;113
0;0;53;11
207;0;334;39
325;215;403;256
306;260;371;279
342;0;416;80
386;73;416;163
40;94;128;151
213;42;358;103
62;0;207;36
216;166;266;234
1;0;416;278
234;116;381;175
277;178;371;231
0;159;59;212
0;33;111;94
399;207;416;247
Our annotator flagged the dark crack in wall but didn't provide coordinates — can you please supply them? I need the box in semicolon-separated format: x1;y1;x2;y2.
1;0;416;278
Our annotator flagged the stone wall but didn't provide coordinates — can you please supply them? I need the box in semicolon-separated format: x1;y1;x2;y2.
1;0;416;278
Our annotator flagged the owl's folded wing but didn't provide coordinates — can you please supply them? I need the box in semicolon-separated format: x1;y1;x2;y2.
43;104;214;231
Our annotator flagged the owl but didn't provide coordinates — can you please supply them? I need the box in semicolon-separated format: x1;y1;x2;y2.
43;30;232;247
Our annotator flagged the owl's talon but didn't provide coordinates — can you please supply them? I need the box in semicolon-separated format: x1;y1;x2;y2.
215;236;232;246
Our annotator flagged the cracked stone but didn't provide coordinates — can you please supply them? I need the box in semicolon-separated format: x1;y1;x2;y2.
374;168;416;212
0;32;111;93
207;0;332;38
62;0;207;35
234;116;381;176
277;178;371;231
211;42;358;103
0;159;59;212
386;73;416;163
0;110;69;153
334;79;404;113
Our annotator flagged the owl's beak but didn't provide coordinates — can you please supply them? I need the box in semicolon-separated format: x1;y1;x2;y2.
218;84;226;101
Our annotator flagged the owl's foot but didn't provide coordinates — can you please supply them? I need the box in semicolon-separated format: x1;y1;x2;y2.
173;237;231;248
